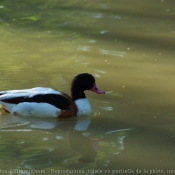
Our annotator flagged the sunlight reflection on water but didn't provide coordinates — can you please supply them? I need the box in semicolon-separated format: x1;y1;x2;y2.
99;49;126;57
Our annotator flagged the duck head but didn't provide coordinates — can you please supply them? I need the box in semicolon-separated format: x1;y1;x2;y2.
71;73;105;100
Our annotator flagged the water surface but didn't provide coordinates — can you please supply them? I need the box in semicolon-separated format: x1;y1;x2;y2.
0;0;175;174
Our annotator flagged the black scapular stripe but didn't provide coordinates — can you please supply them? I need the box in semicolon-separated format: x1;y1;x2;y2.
24;94;71;110
0;92;6;96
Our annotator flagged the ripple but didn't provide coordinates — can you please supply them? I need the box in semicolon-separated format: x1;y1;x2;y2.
99;49;126;57
91;109;101;117
105;91;113;94
105;128;133;134
89;40;96;43
63;157;79;165
96;69;106;74
106;91;123;97
100;30;109;34
92;69;106;79
82;132;91;136
100;106;113;111
42;138;49;141
22;148;53;168
75;57;86;63
55;136;64;140
78;46;90;51
94;73;101;78
0;129;33;132
75;62;90;66
80;11;103;19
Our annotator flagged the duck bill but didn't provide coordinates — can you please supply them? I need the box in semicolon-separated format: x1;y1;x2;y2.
90;83;105;94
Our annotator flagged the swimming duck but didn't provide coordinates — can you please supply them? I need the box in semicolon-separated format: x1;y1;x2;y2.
0;73;105;117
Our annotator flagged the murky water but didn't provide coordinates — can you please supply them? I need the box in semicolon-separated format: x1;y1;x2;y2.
0;0;175;174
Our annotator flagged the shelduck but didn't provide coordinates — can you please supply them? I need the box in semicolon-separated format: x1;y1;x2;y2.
0;73;105;117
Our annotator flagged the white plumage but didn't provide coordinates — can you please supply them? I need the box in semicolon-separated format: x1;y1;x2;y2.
75;99;92;116
0;87;62;117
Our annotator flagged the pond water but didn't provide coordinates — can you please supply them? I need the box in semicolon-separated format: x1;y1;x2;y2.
0;0;175;174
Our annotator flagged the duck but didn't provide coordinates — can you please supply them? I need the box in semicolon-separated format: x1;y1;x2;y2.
0;73;105;118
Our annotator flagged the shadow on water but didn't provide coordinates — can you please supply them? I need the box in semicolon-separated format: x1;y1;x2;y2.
0;0;175;51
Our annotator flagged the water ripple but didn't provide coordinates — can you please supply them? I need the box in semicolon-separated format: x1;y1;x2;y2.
100;106;113;111
78;46;90;51
99;49;126;57
91;109;101;117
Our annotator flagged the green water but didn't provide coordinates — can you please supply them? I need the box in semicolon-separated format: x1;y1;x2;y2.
0;0;175;174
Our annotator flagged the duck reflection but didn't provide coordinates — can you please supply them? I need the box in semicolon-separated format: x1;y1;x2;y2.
68;130;104;163
0;114;131;169
60;116;104;163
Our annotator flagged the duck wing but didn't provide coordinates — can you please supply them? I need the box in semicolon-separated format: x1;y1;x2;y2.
25;94;70;110
0;87;70;110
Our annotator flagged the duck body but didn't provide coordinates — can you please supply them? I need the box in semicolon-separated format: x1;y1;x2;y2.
0;73;105;117
0;87;77;117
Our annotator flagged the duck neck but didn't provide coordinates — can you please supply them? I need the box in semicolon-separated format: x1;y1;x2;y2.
71;89;91;116
71;89;86;101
